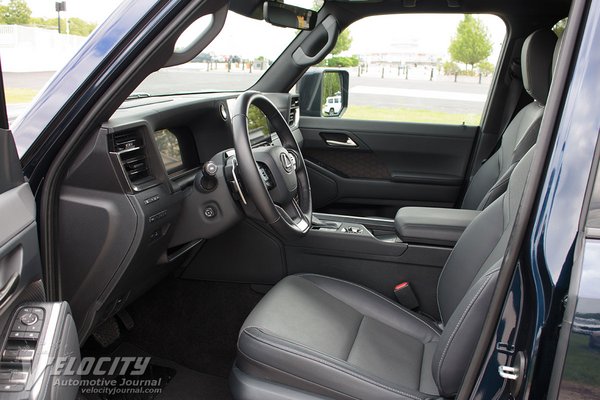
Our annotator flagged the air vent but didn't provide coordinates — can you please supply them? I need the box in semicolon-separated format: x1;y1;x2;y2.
109;129;154;188
111;130;143;152
121;149;150;183
291;96;299;108
288;110;297;126
289;95;300;126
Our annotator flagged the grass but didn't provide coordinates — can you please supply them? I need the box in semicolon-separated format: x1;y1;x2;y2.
5;88;39;104
343;105;481;126
561;333;600;385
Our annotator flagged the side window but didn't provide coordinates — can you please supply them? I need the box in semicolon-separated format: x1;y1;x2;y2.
1;2;126;156
586;161;600;231
308;14;506;125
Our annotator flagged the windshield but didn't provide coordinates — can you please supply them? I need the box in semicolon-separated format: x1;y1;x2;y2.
135;4;318;95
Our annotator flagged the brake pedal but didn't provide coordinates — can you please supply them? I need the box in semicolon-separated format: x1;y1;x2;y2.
91;317;120;348
116;309;134;331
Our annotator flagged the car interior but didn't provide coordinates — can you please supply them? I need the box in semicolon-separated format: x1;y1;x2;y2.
0;0;577;398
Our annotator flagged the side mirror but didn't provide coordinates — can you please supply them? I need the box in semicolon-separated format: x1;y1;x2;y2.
298;69;349;118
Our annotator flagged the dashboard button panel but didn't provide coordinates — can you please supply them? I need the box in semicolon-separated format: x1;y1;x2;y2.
144;195;160;205
148;210;167;223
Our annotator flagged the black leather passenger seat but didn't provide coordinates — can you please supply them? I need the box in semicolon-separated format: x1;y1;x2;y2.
232;144;535;399
454;29;558;211
230;28;563;400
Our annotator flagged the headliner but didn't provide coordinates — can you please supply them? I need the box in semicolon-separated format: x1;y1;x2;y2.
230;0;570;20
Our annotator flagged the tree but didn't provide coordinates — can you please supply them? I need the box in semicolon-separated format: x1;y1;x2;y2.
29;17;97;36
477;60;495;76
325;55;359;67
2;0;31;25
0;5;7;23
448;15;492;71
443;61;460;75
65;17;97;36
331;29;352;55
552;18;567;36
321;72;342;108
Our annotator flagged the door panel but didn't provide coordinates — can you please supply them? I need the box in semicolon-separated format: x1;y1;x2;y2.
300;116;478;217
0;129;80;399
0;130;41;317
0;184;41;310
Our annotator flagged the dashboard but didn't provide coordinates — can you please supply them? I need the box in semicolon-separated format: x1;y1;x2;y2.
58;91;301;339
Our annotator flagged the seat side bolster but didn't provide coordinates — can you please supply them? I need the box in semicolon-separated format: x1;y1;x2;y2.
432;267;500;397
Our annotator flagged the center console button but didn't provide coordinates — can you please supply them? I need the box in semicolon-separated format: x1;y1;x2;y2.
20;313;38;326
2;350;19;362
26;320;43;332
10;372;28;384
19;308;44;321
0;383;24;392
11;321;27;332
21;332;39;340
16;350;35;362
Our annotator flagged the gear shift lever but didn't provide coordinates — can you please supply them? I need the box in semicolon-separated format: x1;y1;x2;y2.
311;215;341;230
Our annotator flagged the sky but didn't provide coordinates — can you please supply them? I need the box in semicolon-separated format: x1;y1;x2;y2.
204;12;506;63
20;0;506;63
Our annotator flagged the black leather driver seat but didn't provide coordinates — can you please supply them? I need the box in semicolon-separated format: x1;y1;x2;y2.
230;29;558;400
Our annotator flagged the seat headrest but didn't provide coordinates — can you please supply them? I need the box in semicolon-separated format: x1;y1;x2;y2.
521;29;557;105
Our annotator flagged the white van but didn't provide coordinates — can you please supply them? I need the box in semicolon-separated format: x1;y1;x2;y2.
322;94;342;116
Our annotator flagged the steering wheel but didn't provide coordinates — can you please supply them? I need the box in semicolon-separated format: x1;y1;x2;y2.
231;91;312;238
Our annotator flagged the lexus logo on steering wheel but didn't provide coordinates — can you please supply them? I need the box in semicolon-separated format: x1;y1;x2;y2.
280;152;294;173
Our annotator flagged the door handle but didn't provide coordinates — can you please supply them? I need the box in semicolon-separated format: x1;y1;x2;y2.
325;138;358;148
0;272;19;305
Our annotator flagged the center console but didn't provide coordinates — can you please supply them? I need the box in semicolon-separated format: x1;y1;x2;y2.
393;207;480;247
312;213;401;242
312;205;481;248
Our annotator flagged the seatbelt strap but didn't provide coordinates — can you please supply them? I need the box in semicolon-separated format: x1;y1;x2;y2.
481;60;523;165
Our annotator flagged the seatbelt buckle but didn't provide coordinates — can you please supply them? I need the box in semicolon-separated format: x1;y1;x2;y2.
393;282;419;310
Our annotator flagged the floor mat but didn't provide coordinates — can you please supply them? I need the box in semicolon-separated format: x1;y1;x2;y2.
124;278;262;379
80;342;231;400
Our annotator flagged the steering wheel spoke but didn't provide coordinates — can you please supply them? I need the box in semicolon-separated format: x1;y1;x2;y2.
276;196;310;233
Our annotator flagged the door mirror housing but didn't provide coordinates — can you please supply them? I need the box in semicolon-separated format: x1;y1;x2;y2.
298;69;349;118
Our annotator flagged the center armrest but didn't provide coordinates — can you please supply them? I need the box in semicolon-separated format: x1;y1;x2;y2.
394;207;481;247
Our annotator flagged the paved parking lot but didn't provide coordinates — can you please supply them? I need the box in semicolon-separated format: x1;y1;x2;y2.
5;66;492;116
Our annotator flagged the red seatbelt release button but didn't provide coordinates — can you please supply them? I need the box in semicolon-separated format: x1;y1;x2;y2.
393;282;419;310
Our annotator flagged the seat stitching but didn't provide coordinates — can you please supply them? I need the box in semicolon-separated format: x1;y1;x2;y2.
297;273;441;335
244;324;359;363
346;315;365;362
237;346;363;400
435;268;499;390
242;328;428;400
